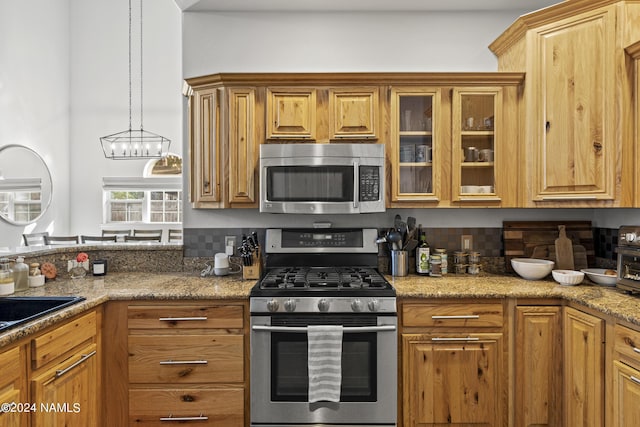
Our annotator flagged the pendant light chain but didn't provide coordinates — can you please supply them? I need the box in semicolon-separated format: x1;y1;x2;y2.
99;0;171;160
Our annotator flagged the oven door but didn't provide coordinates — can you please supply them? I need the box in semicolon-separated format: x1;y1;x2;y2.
617;248;640;292
250;314;397;426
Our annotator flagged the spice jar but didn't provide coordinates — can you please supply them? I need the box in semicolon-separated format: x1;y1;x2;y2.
468;264;481;275
468;251;481;264
453;251;468;265
429;255;442;277
435;248;448;275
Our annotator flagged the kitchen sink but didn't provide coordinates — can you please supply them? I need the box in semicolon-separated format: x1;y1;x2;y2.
0;296;85;333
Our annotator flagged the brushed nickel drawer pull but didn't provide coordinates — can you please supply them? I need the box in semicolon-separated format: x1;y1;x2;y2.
55;350;97;378
431;337;480;342
631;376;640;385
158;317;208;322
159;360;208;365
431;315;480;320
160;414;208;422
633;347;640;354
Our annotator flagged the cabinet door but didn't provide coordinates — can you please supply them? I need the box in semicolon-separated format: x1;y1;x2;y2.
402;333;503;427
329;87;378;140
390;88;441;204
228;88;258;206
563;307;604;427
452;88;503;205
514;306;562;427
266;88;316;140
534;7;616;201
613;360;640;427
190;87;223;207
0;345;27;427
31;344;98;427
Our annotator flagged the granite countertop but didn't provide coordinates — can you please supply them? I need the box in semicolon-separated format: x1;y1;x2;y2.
2;271;640;348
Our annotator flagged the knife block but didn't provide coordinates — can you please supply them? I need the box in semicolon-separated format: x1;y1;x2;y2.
242;252;262;280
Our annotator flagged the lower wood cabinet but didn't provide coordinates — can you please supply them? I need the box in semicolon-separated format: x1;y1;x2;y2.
400;300;506;427
514;305;562;427
103;300;248;427
0;344;28;427
563;306;605;427
612;324;640;426
30;309;101;427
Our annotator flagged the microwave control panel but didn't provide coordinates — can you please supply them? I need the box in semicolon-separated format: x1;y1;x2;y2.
359;166;380;202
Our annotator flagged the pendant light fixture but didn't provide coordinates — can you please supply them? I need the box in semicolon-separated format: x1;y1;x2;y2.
100;0;170;159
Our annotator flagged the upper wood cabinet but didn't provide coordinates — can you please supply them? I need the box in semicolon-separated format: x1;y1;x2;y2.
627;41;640;207
329;87;378;140
388;76;522;208
490;0;640;206
266;88;317;140
185;80;259;209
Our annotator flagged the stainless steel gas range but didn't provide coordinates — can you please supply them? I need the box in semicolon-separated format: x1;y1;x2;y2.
250;228;397;427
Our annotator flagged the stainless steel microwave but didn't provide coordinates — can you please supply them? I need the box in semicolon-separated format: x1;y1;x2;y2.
259;143;385;214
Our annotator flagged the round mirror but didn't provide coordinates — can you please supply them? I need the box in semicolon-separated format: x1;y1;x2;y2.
0;145;53;225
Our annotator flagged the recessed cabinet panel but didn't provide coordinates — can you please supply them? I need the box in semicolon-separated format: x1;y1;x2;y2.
190;88;222;207
266;88;316;140
329;87;378;139
228;88;258;205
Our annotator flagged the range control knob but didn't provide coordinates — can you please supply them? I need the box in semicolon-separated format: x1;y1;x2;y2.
351;299;364;312
266;299;280;313
625;232;637;243
318;298;331;312
284;299;297;312
367;299;380;312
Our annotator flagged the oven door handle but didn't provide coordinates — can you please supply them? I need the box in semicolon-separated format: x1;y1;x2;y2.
353;160;360;209
252;325;396;333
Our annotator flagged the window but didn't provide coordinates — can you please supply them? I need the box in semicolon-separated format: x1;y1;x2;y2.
103;155;182;224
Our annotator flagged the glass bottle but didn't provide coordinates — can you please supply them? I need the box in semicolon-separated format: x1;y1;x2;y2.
0;258;14;296
13;256;29;292
415;227;431;275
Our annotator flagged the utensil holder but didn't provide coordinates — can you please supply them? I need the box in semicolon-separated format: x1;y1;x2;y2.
243;252;262;280
391;250;409;277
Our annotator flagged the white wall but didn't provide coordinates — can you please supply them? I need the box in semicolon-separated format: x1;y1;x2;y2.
181;9;637;229
0;0;71;247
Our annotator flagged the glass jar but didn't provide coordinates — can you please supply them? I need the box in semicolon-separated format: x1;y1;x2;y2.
468;263;481;275
0;258;14;296
13;256;29;292
435;248;447;275
453;251;468;265
468;251;481;264
429;255;442;277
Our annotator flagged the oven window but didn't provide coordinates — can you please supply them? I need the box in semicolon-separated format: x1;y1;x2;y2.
271;332;376;402
266;166;354;202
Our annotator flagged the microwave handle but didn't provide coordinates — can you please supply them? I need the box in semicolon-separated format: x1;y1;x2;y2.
353;160;359;209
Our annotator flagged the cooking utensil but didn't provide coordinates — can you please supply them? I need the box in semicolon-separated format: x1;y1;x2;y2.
403;238;418;252
555;225;574;270
387;230;402;251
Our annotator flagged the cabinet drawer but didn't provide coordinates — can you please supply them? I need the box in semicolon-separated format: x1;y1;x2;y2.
31;310;97;370
614;324;640;369
129;335;244;384
129;387;244;426
128;304;243;330
0;346;22;386
402;302;503;328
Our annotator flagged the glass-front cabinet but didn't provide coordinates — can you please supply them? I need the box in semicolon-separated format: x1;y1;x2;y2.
452;88;502;203
390;88;441;203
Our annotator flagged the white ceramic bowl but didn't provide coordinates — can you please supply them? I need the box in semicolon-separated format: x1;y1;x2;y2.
581;268;617;286
552;269;584;286
511;258;555;280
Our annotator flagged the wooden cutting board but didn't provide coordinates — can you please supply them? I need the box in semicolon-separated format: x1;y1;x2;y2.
503;221;595;272
555;225;574;270
532;244;589;270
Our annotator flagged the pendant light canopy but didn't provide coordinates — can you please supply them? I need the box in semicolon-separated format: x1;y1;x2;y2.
100;0;170;160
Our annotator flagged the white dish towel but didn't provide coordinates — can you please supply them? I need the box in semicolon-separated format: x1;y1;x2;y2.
307;325;343;403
